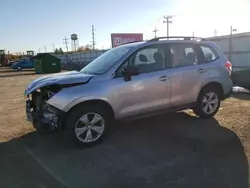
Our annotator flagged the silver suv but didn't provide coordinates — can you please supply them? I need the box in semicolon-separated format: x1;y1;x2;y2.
25;37;233;146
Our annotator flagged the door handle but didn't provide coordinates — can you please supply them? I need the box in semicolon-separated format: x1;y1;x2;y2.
197;68;206;73
159;76;169;81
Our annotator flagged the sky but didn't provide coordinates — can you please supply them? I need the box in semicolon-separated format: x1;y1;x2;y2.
1;0;250;53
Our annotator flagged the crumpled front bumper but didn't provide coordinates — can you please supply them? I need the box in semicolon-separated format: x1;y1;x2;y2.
26;99;63;132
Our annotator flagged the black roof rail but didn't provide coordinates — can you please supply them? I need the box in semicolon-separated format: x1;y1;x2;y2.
147;36;206;42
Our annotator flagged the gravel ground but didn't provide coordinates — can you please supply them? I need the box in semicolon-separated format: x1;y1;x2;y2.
0;69;249;188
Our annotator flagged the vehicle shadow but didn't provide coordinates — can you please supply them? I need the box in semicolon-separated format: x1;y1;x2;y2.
0;112;248;188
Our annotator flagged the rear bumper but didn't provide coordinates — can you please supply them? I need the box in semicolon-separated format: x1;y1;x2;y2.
222;88;232;100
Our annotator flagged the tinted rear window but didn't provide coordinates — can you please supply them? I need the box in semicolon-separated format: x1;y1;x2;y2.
200;45;219;62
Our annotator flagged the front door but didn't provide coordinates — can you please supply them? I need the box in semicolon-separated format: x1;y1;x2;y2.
112;44;171;119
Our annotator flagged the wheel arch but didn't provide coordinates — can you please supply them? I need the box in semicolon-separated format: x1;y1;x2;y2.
199;81;224;100
63;99;115;128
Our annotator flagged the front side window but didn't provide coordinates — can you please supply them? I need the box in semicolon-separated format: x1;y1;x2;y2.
170;44;198;68
128;45;165;74
200;45;218;62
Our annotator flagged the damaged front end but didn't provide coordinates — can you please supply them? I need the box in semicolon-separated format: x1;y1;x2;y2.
26;85;64;132
24;71;94;132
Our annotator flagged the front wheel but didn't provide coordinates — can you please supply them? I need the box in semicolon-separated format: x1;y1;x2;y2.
65;105;110;146
193;87;221;118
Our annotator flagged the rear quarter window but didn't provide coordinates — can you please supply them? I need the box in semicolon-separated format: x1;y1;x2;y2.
200;45;219;62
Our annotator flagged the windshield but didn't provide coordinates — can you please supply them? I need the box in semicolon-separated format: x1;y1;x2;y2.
80;45;132;74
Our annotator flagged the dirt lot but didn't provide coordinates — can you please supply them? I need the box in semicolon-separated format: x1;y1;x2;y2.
0;68;250;188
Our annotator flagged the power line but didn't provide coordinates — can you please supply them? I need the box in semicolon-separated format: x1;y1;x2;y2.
163;15;173;39
153;27;159;38
92;25;96;50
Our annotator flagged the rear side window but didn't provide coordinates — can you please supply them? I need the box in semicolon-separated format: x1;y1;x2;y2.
170;44;198;68
200;45;218;62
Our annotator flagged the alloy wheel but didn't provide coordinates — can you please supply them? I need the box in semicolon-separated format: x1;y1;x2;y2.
202;92;219;114
74;112;105;143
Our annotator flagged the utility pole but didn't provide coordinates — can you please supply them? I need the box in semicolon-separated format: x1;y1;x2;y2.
229;26;237;61
44;46;47;53
38;48;40;53
153;27;159;38
63;36;69;63
63;36;69;53
92;25;96;50
192;31;195;38
163;15;173;39
214;29;218;36
52;44;55;52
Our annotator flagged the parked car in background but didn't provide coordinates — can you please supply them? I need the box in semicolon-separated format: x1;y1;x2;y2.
12;58;33;70
24;36;233;146
231;68;250;91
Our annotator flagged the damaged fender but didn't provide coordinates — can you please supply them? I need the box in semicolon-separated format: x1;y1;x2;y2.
24;71;93;96
24;71;94;131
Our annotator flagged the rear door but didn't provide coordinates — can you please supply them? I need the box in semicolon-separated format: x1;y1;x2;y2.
22;60;30;68
26;59;33;68
169;43;207;106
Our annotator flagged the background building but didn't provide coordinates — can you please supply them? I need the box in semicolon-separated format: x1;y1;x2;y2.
207;32;250;71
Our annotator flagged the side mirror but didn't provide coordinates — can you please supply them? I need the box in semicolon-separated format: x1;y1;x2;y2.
122;66;139;81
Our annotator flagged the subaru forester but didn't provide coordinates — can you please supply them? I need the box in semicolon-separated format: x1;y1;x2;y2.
24;37;233;146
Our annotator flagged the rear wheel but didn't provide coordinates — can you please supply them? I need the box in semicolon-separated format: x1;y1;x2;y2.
17;66;22;71
65;105;110;146
193;87;221;118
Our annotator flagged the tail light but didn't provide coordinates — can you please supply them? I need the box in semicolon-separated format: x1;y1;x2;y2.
225;61;232;76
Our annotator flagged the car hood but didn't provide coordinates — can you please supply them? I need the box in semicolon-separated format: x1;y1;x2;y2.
25;71;94;95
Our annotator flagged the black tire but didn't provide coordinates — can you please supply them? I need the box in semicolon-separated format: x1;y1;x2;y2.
193;86;221;118
65;104;111;147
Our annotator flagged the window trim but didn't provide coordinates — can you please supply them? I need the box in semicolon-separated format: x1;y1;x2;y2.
114;44;168;78
198;44;220;63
